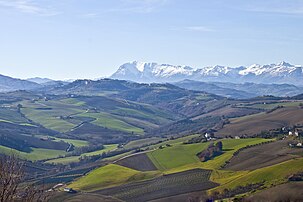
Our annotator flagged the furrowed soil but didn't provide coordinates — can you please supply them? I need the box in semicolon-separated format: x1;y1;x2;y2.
224;140;303;171
245;182;303;202
96;169;218;202
216;107;303;137
115;153;158;171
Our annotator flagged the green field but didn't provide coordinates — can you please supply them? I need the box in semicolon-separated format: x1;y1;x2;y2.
211;158;303;193
60;98;86;106
46;144;118;165
0;108;29;124
68;137;278;196
52;137;89;147
148;138;270;172
148;142;209;170
123;137;165;150
78;112;144;134
70;164;159;191
21;100;85;132
0;146;66;161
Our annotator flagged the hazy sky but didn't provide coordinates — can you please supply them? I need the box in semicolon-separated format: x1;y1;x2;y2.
1;0;303;80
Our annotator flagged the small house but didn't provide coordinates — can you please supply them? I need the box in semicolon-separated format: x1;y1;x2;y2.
64;188;76;193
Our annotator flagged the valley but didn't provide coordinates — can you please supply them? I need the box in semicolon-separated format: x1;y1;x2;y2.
0;78;302;201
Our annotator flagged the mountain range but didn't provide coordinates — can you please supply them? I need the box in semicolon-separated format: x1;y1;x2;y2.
111;61;303;85
1;61;303;99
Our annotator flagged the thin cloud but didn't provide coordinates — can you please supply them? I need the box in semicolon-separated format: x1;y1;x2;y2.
185;26;215;32
236;0;303;15
0;0;58;16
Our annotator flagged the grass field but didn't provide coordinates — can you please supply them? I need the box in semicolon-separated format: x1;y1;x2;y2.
78;112;144;134
52;137;89;147
211;158;303;193
148;143;209;170
46;144;118;164
0;108;28;123
0;145;66;161
70;164;159;191
21;100;84;132
123;137;165;150
147;138;270;172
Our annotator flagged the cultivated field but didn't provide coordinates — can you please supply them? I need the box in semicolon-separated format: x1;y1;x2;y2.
0;145;67;161
147;143;209;170
224;139;303;171
216;106;303;137
46;144;118;164
115;153;157;171
211;158;303;193
96;169;218;202
69;164;159;191
245;182;303;201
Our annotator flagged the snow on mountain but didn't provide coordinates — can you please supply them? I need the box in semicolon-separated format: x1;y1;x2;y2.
111;61;303;84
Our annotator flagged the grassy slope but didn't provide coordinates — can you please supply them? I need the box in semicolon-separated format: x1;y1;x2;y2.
52;137;89;147
69;164;159;192
148;138;270;173
69;138;272;193
148;143;209;170
78;112;144;134
21;100;84;132
0;108;28;123
46;144;118;164
0;146;66;161
210;158;303;193
123;137;165;150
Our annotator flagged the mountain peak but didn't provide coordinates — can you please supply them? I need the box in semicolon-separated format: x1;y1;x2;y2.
277;61;292;67
111;61;303;84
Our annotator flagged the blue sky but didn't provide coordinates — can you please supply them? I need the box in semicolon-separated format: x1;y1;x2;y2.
0;0;303;80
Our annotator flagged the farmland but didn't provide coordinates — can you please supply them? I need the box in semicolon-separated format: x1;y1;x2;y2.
46;144;118;164
211;158;303;193
147;143;209;170
246;181;303;201
224;139;303;171
0;145;66;161
148;138;270;173
69;164;160;191
216;106;303;137
77;112;144;135
115;153;157;171
96;169;218;202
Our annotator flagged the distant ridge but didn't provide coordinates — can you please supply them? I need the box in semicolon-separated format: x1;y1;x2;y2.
111;61;303;85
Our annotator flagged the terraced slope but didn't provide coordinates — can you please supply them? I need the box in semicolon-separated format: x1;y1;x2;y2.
96;169;218;202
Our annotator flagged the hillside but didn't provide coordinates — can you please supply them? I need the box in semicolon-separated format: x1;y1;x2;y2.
216;106;303;137
0;74;41;92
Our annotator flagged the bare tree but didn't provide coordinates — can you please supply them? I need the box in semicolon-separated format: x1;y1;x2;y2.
0;154;24;202
0;154;49;202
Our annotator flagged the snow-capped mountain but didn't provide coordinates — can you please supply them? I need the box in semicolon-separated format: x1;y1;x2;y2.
111;61;303;85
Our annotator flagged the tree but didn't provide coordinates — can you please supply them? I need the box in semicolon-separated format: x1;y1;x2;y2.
0;154;48;202
216;141;223;151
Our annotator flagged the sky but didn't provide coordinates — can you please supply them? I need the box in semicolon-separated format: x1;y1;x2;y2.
0;0;303;80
